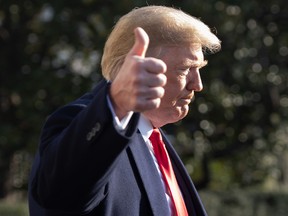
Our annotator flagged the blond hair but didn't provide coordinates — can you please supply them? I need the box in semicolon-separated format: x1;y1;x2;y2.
101;5;221;80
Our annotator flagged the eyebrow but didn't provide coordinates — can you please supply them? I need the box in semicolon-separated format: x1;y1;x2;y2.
179;59;208;68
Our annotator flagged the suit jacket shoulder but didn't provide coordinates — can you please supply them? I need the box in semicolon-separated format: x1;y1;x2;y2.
30;79;140;213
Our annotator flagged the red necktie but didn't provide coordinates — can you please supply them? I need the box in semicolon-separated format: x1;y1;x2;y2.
149;128;189;216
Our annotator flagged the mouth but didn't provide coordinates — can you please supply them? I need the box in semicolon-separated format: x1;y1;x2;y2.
179;94;194;104
179;98;192;104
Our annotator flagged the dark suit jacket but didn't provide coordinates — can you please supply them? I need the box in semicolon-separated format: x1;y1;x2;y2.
29;79;207;216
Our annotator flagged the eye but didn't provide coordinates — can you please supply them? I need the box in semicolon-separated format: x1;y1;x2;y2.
178;68;190;76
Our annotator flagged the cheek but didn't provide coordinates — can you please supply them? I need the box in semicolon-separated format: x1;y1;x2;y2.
165;76;186;94
162;82;183;105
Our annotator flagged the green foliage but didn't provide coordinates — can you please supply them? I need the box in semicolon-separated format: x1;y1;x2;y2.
0;200;28;216
166;0;288;190
0;0;288;198
200;190;288;216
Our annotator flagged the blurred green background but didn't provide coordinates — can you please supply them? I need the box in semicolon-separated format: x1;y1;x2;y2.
0;0;288;215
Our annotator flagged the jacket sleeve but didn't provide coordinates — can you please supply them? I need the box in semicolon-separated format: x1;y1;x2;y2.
31;80;140;213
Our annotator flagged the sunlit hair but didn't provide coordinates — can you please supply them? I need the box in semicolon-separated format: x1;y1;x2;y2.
101;5;221;81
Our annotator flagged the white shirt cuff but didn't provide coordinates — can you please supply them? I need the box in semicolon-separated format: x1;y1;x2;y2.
106;95;134;131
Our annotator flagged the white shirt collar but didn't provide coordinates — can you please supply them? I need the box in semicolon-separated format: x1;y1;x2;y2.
138;114;154;143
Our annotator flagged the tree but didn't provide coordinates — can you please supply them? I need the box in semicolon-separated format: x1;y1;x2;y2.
168;0;288;190
0;0;287;198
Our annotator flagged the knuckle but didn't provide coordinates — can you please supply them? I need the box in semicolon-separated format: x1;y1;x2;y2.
154;87;165;98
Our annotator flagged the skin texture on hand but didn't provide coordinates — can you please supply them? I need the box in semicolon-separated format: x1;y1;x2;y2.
109;27;167;120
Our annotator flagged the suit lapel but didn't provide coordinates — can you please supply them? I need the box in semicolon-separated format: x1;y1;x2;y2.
128;132;170;216
161;131;208;216
128;130;207;216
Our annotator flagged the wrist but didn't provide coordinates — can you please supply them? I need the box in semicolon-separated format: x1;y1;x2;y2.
109;84;129;120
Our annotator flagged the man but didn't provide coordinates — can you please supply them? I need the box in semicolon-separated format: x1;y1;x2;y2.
29;5;221;216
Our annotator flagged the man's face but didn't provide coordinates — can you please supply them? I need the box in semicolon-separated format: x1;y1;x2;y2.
144;44;207;127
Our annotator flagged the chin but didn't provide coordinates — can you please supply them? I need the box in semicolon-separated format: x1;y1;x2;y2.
169;108;189;123
178;105;189;117
148;106;190;126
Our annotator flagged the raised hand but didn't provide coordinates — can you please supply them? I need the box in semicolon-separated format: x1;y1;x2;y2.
109;27;167;119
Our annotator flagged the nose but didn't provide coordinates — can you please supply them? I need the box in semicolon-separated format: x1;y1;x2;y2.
186;68;203;92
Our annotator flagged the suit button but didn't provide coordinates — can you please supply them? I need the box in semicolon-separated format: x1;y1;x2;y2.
86;122;101;141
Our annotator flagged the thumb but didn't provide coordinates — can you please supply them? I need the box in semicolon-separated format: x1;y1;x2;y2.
128;27;149;58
